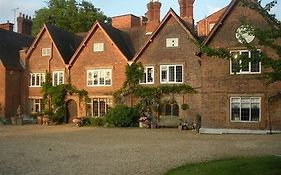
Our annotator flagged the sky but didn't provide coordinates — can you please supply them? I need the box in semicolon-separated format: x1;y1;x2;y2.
0;0;280;25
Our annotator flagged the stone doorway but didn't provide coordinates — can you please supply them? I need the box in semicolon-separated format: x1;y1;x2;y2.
66;100;77;123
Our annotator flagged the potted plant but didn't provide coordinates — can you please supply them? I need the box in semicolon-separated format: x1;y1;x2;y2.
138;115;148;128
181;103;189;111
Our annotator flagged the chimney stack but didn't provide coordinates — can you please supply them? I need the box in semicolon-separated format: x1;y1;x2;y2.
17;13;33;35
0;21;14;31
146;0;162;34
178;0;195;28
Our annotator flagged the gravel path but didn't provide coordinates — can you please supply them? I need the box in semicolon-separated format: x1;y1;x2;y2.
0;125;280;175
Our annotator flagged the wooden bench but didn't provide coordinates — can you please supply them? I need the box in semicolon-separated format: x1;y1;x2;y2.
157;115;180;127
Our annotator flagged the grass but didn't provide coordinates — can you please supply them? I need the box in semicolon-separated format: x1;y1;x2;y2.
164;156;281;175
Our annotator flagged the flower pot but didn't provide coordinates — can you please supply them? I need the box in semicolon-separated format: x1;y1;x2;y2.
37;116;43;124
139;121;148;128
10;116;17;125
73;118;81;126
42;116;49;125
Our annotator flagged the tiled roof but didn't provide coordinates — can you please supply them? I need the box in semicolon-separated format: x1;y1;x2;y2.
46;24;84;64
0;28;33;69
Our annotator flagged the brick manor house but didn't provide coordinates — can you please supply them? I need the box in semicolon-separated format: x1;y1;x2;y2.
0;0;280;132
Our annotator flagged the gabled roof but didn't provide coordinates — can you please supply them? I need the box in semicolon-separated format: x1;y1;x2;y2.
203;0;238;45
197;6;228;24
132;8;198;62
69;21;132;66
26;24;83;65
0;28;33;69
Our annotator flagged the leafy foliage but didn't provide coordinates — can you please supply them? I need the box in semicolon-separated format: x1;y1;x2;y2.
42;73;88;124
32;0;110;35
104;105;139;127
81;117;105;127
198;0;281;84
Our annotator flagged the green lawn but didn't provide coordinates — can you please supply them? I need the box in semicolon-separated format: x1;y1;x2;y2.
164;156;281;175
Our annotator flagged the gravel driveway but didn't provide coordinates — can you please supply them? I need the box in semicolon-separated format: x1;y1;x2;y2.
0;125;280;175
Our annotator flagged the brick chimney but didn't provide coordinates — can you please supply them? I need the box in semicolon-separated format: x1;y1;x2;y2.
17;13;33;35
178;0;195;28
146;0;162;34
0;21;14;31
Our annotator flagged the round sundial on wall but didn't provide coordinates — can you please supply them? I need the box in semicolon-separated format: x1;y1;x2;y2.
235;25;255;44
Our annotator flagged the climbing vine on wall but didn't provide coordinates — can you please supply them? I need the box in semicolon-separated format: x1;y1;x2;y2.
42;73;88;123
113;63;196;113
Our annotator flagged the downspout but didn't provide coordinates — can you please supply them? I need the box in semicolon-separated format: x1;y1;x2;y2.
48;42;54;73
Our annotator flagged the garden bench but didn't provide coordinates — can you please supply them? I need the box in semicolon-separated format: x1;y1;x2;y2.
157;115;180;128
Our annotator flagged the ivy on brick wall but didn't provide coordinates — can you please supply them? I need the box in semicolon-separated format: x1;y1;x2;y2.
113;63;196;113
42;73;88;123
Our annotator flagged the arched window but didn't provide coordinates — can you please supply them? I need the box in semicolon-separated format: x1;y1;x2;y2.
172;104;179;116
165;104;171;116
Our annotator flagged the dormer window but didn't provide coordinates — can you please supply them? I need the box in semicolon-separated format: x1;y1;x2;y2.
42;48;51;56
93;43;104;52
166;38;179;47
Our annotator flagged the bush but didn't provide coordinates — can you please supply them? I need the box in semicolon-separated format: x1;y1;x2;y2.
104;105;139;127
50;107;65;124
0;118;8;125
81;117;104;127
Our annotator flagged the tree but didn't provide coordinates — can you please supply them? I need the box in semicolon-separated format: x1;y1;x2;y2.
198;0;281;84
32;0;110;35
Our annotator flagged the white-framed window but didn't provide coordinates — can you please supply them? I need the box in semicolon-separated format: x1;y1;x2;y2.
230;50;261;74
42;48;51;56
87;69;112;86
209;23;215;32
93;43;104;52
160;65;183;84
140;66;154;84
166;38;179;47
29;98;45;113
30;73;45;87
230;97;261;122
52;71;64;86
86;98;112;117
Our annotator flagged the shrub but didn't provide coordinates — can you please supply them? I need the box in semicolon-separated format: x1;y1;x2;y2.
81;117;105;127
50;107;65;124
104;105;139;127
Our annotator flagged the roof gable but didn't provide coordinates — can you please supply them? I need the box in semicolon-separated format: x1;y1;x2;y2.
132;8;198;62
26;24;82;65
69;21;131;66
203;0;239;45
0;28;33;69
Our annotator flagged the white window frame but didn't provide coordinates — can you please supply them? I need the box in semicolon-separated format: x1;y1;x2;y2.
86;98;112;117
230;50;261;74
160;65;183;84
42;48;51;56
87;69;112;87
93;43;104;52
230;97;261;123
29;98;44;113
52;71;64;86
166;38;179;47
140;66;154;84
30;73;45;87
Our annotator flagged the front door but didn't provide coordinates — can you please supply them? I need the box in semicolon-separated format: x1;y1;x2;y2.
66;100;77;123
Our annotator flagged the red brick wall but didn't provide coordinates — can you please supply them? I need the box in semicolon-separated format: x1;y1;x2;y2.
112;15;141;29
70;27;128;115
23;30;67;114
201;2;281;130
5;69;22;118
0;64;6;118
135;16;202;121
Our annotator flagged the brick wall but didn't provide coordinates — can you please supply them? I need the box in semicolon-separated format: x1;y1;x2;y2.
70;27;127;116
201;2;281;129
135;16;202;121
0;64;6;118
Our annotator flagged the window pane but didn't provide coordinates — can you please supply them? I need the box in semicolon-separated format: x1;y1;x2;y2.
251;103;260;121
231;103;240;121
161;69;167;82
147;68;153;83
93;100;99;117
176;66;183;82
172;104;179;116
241;51;250;72
100;99;106;116
86;103;92;117
105;70;111;85
241;102;250;121
93;71;98;85
169;66;175;82
141;72;146;83
100;70;105;85
165;104;171;115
